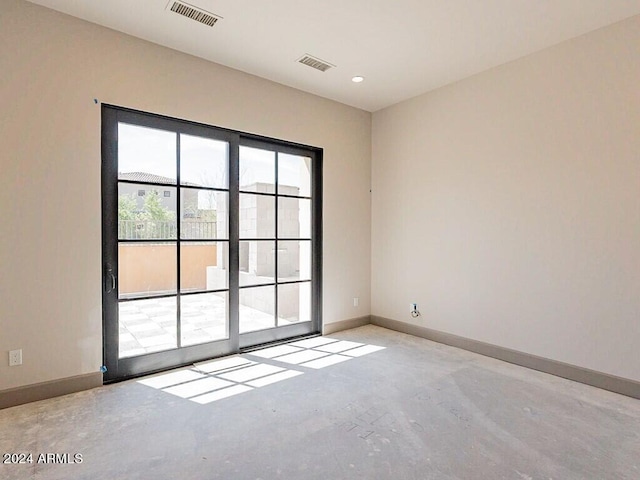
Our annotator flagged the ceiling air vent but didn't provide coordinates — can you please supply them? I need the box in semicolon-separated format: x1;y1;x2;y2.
297;54;335;72
167;1;222;27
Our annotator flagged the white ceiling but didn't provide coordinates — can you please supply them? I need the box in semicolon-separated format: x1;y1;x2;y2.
26;0;640;112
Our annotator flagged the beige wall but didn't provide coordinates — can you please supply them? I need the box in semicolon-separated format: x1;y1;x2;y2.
372;16;640;382
118;244;218;295
0;0;371;390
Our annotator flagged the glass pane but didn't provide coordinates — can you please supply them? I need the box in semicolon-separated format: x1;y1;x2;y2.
181;242;228;292
277;241;311;281
240;193;275;238
118;123;176;184
181;189;228;240
180;134;228;189
239;146;275;193
278;153;311;197
239;286;275;333
181;292;229;346
119;297;177;358
118;184;177;240
278;197;311;238
278;282;312;326
239;241;275;287
118;242;176;298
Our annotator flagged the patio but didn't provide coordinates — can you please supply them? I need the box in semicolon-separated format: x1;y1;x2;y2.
118;294;297;358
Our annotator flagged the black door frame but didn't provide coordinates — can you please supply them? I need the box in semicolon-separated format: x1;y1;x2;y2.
101;104;323;383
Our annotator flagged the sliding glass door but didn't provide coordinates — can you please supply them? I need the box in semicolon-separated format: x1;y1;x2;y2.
102;105;322;382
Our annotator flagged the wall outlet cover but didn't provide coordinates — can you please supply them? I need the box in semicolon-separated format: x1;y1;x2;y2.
9;349;23;366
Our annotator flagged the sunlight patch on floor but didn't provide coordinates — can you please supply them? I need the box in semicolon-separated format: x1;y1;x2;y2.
137;337;385;404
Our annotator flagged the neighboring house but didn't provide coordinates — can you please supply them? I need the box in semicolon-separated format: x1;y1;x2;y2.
118;172;187;213
118;172;213;239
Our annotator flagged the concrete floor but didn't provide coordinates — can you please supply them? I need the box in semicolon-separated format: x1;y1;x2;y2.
1;325;638;480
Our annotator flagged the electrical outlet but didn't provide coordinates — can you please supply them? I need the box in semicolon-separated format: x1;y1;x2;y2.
9;349;22;366
353;297;359;307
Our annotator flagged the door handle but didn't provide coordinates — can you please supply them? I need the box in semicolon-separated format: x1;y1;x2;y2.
105;264;116;293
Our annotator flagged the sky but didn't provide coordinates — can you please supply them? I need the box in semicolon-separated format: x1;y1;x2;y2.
117;123;310;194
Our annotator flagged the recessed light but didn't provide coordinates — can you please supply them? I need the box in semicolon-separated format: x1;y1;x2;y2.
351;76;365;83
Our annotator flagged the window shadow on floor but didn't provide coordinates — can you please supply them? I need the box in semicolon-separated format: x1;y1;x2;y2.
137;337;385;404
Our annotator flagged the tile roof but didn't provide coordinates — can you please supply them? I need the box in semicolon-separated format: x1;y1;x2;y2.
118;172;176;185
118;172;200;187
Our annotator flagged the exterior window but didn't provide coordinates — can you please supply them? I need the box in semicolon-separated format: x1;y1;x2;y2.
102;105;322;382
